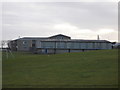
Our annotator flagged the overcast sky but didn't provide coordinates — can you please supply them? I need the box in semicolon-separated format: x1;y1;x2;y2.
2;1;118;42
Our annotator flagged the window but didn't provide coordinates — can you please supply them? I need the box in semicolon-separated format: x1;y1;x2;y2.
24;47;27;49
32;40;36;44
23;41;27;45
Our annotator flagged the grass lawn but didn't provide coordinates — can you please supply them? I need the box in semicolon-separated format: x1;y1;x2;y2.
2;49;118;88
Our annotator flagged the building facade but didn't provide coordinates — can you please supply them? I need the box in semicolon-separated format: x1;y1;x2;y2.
8;34;112;54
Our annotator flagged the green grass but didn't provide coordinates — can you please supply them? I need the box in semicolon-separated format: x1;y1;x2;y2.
2;49;118;88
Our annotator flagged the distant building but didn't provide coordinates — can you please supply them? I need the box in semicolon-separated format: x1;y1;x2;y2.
8;34;112;54
112;43;120;49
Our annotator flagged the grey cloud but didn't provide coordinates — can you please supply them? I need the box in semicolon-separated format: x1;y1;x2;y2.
2;2;118;42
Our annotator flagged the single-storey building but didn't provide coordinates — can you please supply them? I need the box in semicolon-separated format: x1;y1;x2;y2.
8;34;112;54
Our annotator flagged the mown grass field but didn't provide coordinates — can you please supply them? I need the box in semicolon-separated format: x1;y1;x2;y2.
2;49;118;88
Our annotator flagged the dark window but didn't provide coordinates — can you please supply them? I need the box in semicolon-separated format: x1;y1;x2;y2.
23;41;27;45
32;40;36;44
32;44;35;46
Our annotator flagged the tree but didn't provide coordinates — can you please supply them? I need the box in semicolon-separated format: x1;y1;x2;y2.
1;40;9;48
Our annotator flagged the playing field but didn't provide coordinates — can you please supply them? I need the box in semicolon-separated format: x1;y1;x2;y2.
2;49;118;88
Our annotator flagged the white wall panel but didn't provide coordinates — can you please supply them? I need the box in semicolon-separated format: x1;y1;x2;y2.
38;41;112;50
87;43;93;49
56;42;66;48
94;43;101;49
47;49;55;54
56;49;69;53
67;42;72;48
41;42;55;48
80;43;86;49
70;50;82;52
36;40;41;48
73;42;80;49
101;43;107;49
106;43;112;49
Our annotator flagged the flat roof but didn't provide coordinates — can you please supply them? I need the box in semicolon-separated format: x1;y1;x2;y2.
11;34;111;43
14;38;111;43
39;39;111;43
